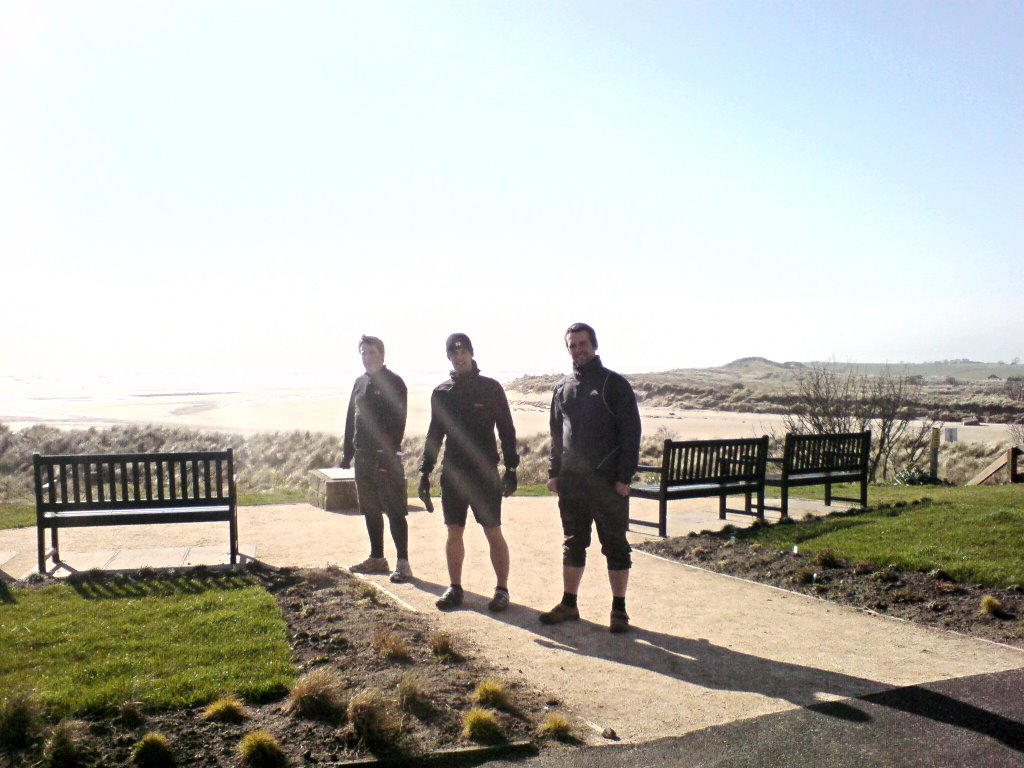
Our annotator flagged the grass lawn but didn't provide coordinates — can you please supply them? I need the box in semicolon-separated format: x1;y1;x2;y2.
744;484;1024;587
0;570;295;716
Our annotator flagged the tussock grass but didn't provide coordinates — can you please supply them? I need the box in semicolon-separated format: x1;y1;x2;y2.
43;718;97;768
461;707;504;743
203;695;249;723
131;732;176;768
347;688;401;747
539;713;574;741
397;674;430;712
237;730;288;768
980;595;1009;618
283;669;346;722
472;678;511;710
428;631;464;662
0;690;43;751
372;626;411;661
740;485;1024;587
0;570;294;716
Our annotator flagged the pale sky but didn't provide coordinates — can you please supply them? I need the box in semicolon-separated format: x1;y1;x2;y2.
2;1;1021;383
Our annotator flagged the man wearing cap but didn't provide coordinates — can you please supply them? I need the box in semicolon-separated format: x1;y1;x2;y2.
419;333;519;612
541;322;641;633
341;335;412;583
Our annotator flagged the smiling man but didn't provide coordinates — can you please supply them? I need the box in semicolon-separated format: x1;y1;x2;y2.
542;322;641;633
419;332;519;613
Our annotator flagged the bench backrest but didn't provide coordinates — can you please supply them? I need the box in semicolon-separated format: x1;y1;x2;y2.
781;431;871;474
34;450;236;512
659;436;769;485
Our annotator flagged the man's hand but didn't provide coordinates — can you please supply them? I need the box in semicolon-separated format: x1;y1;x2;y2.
615;481;631;497
502;468;517;497
546;478;559;495
417;474;434;512
339;459;351;470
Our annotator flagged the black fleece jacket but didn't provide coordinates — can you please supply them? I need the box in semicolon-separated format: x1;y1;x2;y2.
342;367;407;463
548;356;641;484
419;364;519;476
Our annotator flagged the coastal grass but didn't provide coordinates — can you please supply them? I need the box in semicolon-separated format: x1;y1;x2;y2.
738;484;1024;587
0;570;295;717
0;501;34;530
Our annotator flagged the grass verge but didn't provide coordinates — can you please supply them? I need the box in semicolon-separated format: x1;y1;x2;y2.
0;569;295;716
738;484;1024;587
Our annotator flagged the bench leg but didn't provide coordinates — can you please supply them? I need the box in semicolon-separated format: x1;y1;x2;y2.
860;478;868;508
756;487;765;520
744;491;752;514
37;525;46;574
51;528;60;565
719;494;727;520
825;481;832;507
229;516;238;565
780;486;789;519
658;496;667;538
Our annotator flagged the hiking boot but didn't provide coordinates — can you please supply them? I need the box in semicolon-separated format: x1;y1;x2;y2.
487;588;510;613
609;608;631;634
349;556;389;574
389;558;413;583
539;602;580;625
435;586;464;611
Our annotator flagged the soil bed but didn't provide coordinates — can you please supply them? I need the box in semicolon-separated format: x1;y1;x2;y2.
636;530;1024;649
6;564;557;767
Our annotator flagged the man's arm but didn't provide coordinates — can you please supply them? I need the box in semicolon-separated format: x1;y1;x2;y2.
547;385;564;480
340;380;358;467
614;377;642;485
493;382;519;470
418;390;445;476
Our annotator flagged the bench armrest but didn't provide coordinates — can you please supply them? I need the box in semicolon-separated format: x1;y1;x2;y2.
636;464;663;473
765;457;783;466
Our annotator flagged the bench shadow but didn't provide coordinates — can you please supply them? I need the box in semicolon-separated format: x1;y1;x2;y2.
407;579;1024;752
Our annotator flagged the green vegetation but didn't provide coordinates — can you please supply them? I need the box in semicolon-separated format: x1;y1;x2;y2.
283;668;347;722
736;485;1024;587
237;730;288;768
131;732;176;768
0;570;295;716
461;707;504;743
0;501;34;530
471;678;512;710
539;712;574;741
347;688;401;747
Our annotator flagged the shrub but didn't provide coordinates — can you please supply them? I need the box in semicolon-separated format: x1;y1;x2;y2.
237;730;288;768
283;669;346;722
203;695;249;723
539;713;574;741
131;732;176;768
461;707;504;744
43;719;97;768
472;678;511;710
347;689;401;747
0;690;42;751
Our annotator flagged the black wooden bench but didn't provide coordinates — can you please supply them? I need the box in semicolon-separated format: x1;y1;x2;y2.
764;431;871;518
33;450;238;574
629;436;770;537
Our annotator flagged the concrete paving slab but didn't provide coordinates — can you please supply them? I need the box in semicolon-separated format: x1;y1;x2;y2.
0;551;15;569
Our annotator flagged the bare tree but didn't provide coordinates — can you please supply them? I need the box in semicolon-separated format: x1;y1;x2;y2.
1006;377;1024;445
783;361;936;481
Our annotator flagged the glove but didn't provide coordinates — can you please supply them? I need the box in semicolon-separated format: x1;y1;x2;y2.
339;459;351;470
502;468;517;497
417;474;434;513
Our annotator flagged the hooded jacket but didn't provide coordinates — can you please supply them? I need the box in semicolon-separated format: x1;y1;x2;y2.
342;366;407;464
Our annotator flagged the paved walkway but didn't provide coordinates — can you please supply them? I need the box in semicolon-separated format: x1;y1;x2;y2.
4;496;1024;765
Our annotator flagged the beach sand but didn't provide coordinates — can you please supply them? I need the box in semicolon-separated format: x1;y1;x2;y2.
1;384;1009;444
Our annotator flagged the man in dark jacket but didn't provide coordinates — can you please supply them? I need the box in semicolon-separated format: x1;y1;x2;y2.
341;335;411;583
419;333;519;612
541;322;641;633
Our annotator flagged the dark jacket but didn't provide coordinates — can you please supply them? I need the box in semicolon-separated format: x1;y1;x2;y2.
419;364;519;477
548;356;641;484
342;367;407;463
